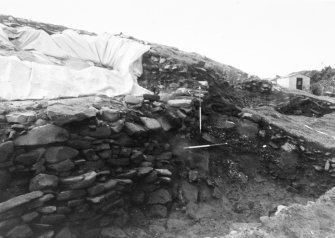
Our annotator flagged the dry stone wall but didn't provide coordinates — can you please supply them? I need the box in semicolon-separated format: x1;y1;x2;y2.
0;94;195;238
0;89;335;237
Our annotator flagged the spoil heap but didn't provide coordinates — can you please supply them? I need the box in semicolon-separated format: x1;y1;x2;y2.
0;15;335;238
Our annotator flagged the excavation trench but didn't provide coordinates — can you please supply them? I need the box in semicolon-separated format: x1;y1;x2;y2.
0;14;334;238
0;94;334;238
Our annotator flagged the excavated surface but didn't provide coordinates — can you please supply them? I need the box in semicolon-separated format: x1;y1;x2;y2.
0;14;335;238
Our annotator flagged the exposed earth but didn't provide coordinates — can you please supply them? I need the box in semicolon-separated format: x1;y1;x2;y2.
0;15;335;238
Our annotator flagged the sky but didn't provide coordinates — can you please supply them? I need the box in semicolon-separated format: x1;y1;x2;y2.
1;0;335;78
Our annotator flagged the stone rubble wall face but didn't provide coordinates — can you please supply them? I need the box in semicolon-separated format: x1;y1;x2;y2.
0;96;183;237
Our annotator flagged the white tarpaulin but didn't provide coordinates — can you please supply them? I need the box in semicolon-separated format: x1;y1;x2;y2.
0;24;151;100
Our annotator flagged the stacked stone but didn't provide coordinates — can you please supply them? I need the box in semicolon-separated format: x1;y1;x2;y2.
0;88;334;237
140;50;225;96
0;93;204;237
240;79;273;93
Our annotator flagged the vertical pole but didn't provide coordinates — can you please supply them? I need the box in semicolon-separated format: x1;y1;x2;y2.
199;86;202;133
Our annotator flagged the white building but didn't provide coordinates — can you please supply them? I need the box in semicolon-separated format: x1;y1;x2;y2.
273;73;310;91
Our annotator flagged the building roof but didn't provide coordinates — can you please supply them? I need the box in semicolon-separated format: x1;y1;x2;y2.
276;72;310;79
285;72;310;78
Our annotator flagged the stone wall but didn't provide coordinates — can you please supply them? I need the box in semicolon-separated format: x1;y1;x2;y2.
0;94;196;238
1;91;334;237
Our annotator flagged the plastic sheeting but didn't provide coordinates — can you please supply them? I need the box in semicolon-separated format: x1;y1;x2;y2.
0;24;151;100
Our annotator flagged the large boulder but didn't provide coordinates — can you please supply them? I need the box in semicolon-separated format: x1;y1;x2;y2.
47;103;97;125
14;125;69;146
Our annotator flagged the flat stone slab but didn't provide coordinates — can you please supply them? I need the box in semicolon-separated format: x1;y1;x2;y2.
6;111;36;124
60;171;97;189
167;99;192;108
14;124;69;146
0;191;43;214
47;103;97;125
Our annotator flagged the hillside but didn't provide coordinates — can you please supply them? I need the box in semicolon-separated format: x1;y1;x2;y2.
0;15;335;238
298;67;335;95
